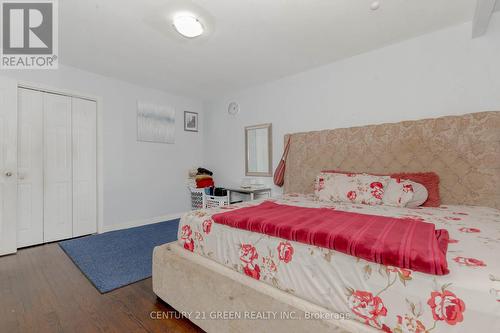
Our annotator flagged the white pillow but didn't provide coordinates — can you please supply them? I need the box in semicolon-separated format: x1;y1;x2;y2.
382;178;428;208
406;181;428;208
315;172;391;205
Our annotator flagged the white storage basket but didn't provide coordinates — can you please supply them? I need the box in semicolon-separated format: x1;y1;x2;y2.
205;194;229;208
189;187;206;210
189;187;229;210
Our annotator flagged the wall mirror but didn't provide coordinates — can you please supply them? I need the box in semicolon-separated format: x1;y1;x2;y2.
245;123;272;177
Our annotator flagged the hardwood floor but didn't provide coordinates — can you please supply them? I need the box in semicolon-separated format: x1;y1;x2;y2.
0;243;204;333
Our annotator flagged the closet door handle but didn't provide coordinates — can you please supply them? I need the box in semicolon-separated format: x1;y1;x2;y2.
5;171;13;177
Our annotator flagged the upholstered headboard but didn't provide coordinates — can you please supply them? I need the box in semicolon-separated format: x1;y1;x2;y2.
283;111;500;209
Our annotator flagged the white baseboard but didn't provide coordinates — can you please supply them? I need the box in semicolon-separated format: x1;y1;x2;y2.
101;212;186;233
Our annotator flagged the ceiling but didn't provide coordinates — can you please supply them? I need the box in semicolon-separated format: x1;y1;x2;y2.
60;0;480;100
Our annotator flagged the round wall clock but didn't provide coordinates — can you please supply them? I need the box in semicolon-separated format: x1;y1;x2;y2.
227;102;240;115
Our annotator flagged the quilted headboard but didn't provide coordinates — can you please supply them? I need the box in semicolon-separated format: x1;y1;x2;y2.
284;111;500;209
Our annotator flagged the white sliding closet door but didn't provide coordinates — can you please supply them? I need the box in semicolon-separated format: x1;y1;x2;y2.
0;78;18;255
17;88;44;247
72;98;97;237
43;93;73;242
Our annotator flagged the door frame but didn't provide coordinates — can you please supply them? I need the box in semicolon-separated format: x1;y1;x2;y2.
0;77;18;255
17;81;104;235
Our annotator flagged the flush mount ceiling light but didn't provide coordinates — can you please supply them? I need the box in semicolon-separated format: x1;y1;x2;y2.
370;1;381;10
173;14;204;38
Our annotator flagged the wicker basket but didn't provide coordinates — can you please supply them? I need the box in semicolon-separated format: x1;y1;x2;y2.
189;187;229;210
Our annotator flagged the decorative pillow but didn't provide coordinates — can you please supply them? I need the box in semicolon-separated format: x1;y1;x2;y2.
322;170;440;207
405;182;428;208
383;178;427;208
315;172;390;205
390;172;440;207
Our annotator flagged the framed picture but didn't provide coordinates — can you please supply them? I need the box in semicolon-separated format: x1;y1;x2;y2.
184;111;198;132
137;101;175;144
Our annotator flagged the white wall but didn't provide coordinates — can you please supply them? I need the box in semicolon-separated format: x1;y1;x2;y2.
2;14;499;231
203;14;500;194
1;65;203;229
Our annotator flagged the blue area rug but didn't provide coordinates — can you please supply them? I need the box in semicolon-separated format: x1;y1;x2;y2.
59;219;179;293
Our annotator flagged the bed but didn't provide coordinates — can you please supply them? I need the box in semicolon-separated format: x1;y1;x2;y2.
153;111;500;333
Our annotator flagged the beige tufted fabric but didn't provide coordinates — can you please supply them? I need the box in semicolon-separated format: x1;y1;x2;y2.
284;111;500;209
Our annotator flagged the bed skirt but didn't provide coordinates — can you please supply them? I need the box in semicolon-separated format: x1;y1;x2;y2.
152;243;375;333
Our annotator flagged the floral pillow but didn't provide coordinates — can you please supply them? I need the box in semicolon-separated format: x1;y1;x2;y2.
315;172;391;205
322;170;440;207
382;178;429;208
382;178;416;207
405;181;428;208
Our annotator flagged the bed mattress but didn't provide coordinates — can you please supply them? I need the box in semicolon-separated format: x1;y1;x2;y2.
177;194;500;332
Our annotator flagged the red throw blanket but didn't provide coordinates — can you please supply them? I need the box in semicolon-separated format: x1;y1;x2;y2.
212;201;449;275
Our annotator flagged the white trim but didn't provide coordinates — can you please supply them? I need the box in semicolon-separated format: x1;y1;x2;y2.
17;81;100;102
101;212;185;233
0;77;18;256
16;81;105;235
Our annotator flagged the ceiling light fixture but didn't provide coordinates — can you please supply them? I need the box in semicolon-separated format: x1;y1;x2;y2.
173;14;204;38
370;1;380;10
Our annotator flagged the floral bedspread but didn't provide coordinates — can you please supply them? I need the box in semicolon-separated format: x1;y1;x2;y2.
177;194;500;332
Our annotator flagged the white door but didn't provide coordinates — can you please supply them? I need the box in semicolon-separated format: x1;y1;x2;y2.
43;93;73;242
0;78;18;255
72;98;97;237
17;88;44;247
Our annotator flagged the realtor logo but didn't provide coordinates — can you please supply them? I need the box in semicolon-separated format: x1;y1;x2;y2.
1;0;58;69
